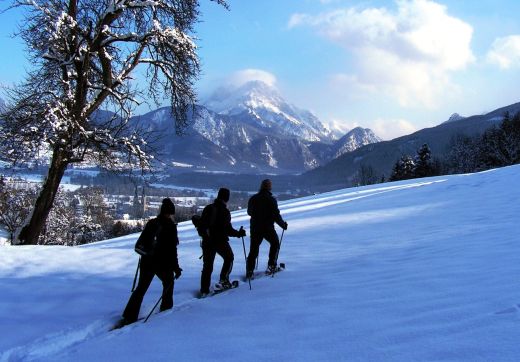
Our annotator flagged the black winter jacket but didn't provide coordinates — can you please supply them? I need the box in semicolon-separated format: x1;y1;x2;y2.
201;199;241;245
141;216;180;271
247;190;285;231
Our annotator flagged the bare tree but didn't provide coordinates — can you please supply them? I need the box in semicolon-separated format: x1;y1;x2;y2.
0;0;227;244
0;179;38;244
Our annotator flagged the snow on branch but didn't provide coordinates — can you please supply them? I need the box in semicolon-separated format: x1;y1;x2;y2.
2;0;220;172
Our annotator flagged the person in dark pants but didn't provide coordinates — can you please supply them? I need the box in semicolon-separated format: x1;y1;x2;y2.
246;179;287;277
121;198;182;325
200;188;246;297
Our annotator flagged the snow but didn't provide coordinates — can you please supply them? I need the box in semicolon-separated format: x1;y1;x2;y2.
0;228;9;245
171;161;193;168
204;80;335;142
0;173;81;192
1;165;520;361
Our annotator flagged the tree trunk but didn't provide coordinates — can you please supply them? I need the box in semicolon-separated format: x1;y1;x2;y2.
17;148;69;245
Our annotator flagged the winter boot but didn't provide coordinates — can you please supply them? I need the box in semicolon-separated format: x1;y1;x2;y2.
266;265;277;275
245;270;254;280
111;317;134;330
216;279;232;290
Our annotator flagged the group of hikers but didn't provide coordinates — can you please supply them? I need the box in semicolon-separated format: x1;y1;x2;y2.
118;179;288;327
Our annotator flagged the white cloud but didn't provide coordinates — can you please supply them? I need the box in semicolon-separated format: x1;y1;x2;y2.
370;118;417;140
227;69;277;88
487;35;520;69
289;0;474;108
325;118;358;134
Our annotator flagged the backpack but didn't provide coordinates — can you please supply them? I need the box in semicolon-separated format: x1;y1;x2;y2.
191;204;216;240
134;220;162;256
191;214;205;238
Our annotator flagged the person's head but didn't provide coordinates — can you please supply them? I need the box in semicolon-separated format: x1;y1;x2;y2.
217;187;230;203
160;198;175;216
260;179;272;192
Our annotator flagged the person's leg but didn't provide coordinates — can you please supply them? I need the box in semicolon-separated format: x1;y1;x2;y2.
246;231;263;275
200;245;217;294
264;228;280;268
123;258;155;322
156;269;175;311
216;241;234;282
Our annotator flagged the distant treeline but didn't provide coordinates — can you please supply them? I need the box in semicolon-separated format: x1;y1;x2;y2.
364;111;520;185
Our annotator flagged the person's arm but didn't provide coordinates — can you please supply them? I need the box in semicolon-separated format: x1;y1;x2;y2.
225;210;246;237
171;223;182;278
271;197;287;229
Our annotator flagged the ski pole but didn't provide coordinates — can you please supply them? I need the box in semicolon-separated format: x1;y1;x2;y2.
144;279;174;323
240;227;252;290
132;257;141;292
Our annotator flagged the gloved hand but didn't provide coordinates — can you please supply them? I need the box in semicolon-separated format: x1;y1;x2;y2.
282;221;288;230
238;228;246;237
174;267;183;279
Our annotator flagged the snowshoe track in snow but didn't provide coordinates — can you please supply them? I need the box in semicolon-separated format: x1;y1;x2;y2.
2;296;201;361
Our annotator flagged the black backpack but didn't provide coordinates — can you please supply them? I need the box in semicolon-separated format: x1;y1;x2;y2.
191;204;216;239
134;220;162;256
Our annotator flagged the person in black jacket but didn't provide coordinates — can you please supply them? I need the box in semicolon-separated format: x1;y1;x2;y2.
120;198;182;325
199;188;246;297
246;179;287;277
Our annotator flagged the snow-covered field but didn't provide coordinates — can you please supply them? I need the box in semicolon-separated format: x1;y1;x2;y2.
1;165;520;361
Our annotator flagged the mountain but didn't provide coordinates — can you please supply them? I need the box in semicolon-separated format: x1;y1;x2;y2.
204;80;335;143
300;101;520;190
444;113;466;123
332;127;382;159
133;81;381;174
136;106;326;173
2;165;520;360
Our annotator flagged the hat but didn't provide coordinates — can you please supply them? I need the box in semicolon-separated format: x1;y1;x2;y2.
160;198;175;215
217;188;230;202
260;179;272;191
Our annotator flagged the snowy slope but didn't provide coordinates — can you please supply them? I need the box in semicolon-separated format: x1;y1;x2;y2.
1;165;520;361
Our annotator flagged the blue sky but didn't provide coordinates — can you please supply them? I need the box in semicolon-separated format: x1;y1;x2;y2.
2;0;520;139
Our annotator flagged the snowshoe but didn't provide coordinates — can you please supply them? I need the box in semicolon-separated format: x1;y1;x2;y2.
215;279;238;290
266;263;286;276
110;317;137;331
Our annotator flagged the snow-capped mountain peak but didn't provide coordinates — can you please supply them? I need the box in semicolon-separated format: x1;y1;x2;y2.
205;80;284;115
444;113;466;123
132;83;381;173
204;80;335;143
333;127;382;159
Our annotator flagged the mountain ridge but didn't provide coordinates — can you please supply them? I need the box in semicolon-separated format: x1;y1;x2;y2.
299;101;520;189
133;81;381;174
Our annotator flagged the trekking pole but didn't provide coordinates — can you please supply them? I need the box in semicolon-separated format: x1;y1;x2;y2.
144;279;174;323
131;257;141;292
272;229;285;278
240;227;252;290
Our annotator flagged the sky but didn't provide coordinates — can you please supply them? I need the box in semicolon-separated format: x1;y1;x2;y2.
1;0;520;140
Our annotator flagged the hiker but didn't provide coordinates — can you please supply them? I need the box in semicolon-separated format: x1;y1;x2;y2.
199;187;246;297
120;198;182;325
246;179;287;278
